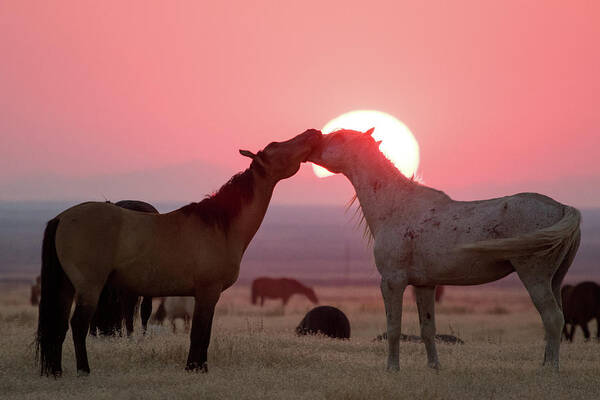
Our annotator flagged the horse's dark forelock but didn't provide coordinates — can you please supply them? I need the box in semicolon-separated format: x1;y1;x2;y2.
179;161;263;231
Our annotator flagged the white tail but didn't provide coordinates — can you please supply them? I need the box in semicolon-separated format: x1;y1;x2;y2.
460;207;581;258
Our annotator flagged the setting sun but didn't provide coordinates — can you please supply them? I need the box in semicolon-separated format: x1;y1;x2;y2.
312;110;420;179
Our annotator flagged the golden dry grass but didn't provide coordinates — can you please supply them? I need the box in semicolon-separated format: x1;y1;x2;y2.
1;284;599;399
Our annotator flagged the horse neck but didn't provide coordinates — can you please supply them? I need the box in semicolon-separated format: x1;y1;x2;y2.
344;149;448;236
294;282;308;295
228;171;276;254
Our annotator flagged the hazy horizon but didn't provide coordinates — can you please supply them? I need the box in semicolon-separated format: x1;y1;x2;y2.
2;160;599;208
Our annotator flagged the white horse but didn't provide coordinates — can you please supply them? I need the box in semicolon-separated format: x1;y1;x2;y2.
308;129;581;371
162;297;195;333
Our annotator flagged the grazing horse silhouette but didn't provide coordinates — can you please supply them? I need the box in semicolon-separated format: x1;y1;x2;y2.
251;277;318;306
308;129;581;371
562;281;600;341
35;129;321;376
296;306;350;339
89;200;158;337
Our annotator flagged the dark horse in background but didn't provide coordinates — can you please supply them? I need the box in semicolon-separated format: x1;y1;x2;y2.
562;281;600;341
89;200;157;337
35;129;321;376
251;277;318;306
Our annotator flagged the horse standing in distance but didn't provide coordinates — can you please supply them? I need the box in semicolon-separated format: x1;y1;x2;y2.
561;281;600;341
308;129;581;371
30;276;41;306
251;277;318;306
35;129;322;377
152;297;195;333
89;200;157;337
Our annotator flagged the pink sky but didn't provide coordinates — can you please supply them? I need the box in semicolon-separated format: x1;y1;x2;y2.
1;1;599;206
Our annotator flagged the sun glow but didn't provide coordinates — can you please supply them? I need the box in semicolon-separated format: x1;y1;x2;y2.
312;110;420;178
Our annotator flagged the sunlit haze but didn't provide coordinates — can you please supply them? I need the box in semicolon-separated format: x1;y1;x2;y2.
1;2;599;206
312;110;420;179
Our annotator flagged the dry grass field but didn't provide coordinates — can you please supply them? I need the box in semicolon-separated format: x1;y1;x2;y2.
1;283;599;400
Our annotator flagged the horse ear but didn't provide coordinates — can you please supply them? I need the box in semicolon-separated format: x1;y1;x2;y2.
239;149;257;159
375;140;382;146
365;127;375;136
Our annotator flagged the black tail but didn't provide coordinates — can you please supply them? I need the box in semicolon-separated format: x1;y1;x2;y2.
36;218;71;376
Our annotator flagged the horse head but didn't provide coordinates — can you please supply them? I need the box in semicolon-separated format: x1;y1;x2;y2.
240;129;322;181
305;287;319;304
307;128;379;174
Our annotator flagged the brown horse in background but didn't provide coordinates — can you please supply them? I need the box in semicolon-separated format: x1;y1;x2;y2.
89;200;157;337
35;129;321;376
251;277;318;306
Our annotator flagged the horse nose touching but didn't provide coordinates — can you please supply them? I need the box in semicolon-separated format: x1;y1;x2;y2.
302;129;322;145
299;129;322;161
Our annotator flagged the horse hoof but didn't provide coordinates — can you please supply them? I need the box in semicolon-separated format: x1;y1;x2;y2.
186;362;208;373
77;369;90;377
386;365;400;372
542;362;560;372
51;370;63;378
428;361;441;371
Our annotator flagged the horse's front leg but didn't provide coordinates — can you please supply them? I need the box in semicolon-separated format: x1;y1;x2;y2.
415;286;441;369
186;286;222;372
381;276;407;371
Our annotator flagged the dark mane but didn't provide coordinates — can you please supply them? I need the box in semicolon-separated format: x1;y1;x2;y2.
179;160;262;231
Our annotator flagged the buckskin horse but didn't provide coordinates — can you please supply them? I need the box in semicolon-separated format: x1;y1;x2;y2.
36;129;321;376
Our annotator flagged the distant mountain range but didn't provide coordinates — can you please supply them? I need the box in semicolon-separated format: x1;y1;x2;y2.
0;202;598;287
2;158;598;208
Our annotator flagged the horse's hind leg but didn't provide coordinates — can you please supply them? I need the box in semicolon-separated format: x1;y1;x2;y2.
551;231;580;310
415;286;440;369
71;290;101;376
380;276;407;371
140;297;152;334
122;294;138;337
568;324;576;341
514;259;563;369
581;323;591;341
